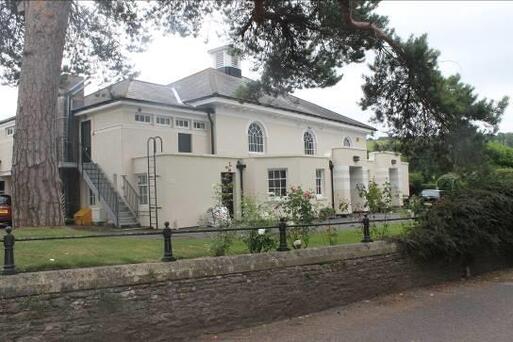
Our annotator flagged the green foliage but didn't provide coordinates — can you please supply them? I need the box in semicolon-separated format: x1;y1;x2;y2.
495;168;513;180
209;231;235;257
318;207;336;221
409;172;425;195
398;179;513;262
243;229;277;253
280;186;317;248
436;173;462;191
405;195;426;217
485;141;513;168
324;225;338;246
356;179;392;214
492;133;513;148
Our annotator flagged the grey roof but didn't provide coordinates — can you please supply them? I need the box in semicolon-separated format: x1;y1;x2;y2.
169;68;375;130
83;79;183;108
80;69;374;130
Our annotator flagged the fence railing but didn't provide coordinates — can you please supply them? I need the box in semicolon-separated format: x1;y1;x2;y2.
1;216;414;276
122;175;140;218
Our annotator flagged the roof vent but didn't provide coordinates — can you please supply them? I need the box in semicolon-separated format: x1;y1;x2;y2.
208;45;241;78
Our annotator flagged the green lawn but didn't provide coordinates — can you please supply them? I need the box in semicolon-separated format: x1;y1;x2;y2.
0;222;409;273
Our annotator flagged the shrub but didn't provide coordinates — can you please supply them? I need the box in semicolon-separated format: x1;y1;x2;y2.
318;207;336;221
243;228;277;253
436;173;462;191
280;186;317;247
409;172;425;195
209;230;235;256
356;179;392;214
398;179;513;262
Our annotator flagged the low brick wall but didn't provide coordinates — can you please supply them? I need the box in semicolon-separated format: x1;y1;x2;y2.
0;242;509;341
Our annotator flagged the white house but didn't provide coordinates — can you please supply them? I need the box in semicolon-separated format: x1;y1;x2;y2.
0;46;409;227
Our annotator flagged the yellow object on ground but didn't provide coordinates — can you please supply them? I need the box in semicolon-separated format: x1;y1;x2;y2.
74;208;92;226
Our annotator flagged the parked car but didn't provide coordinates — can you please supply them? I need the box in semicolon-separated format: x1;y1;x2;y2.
420;189;444;205
0;194;12;226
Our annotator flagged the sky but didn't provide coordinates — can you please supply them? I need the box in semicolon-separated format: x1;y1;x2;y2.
0;1;512;134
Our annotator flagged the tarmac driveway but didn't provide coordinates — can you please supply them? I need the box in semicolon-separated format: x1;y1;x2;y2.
199;269;513;342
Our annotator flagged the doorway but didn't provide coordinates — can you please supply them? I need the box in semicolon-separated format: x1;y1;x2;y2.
80;120;92;162
221;172;235;217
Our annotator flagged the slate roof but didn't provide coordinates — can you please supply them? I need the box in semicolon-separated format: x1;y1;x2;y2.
169;68;375;130
83;79;183;108
80;68;374;130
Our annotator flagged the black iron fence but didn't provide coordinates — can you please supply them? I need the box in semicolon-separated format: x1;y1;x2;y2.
1;216;414;276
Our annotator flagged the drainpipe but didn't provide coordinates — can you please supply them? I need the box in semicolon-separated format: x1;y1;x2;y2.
236;160;246;216
207;110;215;154
329;160;335;210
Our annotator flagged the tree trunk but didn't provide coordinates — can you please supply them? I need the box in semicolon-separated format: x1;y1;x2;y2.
12;1;71;227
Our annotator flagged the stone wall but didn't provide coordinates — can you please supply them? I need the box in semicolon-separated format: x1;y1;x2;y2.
0;242;509;341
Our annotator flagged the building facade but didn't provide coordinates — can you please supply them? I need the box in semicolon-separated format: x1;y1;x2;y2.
0;47;409;228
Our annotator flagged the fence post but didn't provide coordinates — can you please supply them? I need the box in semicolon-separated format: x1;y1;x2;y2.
277;217;290;252
361;214;373;243
161;221;176;262
2;226;16;275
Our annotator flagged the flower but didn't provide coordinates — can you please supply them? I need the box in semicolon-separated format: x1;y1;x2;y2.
49;258;55;262
258;228;266;235
293;239;302;249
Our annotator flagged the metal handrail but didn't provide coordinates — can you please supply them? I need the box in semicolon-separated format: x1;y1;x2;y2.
121;175;140;218
80;146;120;227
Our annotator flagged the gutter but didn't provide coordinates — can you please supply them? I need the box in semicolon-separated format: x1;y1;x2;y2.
329;160;335;210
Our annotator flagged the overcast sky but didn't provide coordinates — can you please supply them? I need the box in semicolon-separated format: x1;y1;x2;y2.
0;1;511;134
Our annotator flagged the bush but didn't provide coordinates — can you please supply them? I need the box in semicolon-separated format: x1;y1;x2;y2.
409;172;425;195
243;228;276;253
436;173;462;191
318;207;336;221
280;186;317;247
209;230;235;256
398;179;513;262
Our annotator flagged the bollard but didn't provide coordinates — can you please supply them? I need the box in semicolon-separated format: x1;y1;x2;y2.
277;217;290;252
161;221;176;262
361;214;373;243
2;226;16;275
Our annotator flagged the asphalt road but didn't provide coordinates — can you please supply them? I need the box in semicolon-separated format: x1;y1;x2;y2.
198;269;513;342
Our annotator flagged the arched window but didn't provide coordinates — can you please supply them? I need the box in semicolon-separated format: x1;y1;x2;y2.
304;130;316;155
343;137;352;147
248;122;264;152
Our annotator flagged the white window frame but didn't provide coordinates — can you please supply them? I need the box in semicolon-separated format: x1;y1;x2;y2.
315;169;325;197
137;174;149;205
175;118;191;129
304;130;316;155
5;126;15;136
248;122;265;153
268;169;287;197
193;121;206;130
343;137;352;147
156;115;172;126
135;113;152;124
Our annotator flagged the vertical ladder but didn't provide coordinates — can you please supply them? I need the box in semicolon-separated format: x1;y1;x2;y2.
147;136;163;229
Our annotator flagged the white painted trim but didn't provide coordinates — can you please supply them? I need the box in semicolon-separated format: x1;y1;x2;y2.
189;97;374;134
75;100;206;117
302;127;318;156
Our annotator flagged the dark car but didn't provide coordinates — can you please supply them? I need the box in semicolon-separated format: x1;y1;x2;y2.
0;194;12;226
420;189;444;205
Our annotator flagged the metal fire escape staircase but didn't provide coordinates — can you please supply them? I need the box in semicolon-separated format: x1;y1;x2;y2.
80;151;140;227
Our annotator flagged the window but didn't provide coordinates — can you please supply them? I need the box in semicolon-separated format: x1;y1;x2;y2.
176;118;190;129
315;169;325;196
343;137;352;147
193;121;206;130
268;169;287;197
156;116;171;126
0;181;4;194
137;174;148;205
248;122;264;152
304;130;316;155
89;188;96;206
5;126;14;136
178;133;192;153
135;114;151;123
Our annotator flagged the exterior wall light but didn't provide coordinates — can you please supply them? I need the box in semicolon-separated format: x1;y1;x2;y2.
353;155;360;162
391;159;397;165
